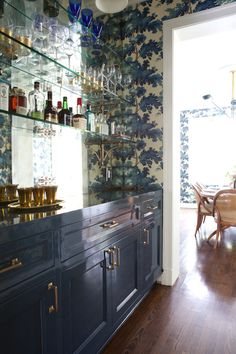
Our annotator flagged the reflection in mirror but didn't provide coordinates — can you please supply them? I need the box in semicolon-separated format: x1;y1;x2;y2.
11;116;88;208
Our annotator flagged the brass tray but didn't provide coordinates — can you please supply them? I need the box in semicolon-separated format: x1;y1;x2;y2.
8;200;63;212
0;198;18;206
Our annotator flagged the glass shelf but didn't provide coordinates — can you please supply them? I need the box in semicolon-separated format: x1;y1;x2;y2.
1;0;134;106
0;109;135;144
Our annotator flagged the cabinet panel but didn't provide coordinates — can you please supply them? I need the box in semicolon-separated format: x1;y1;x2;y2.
111;225;140;324
140;216;162;291
0;273;59;354
0;231;54;292
62;249;111;354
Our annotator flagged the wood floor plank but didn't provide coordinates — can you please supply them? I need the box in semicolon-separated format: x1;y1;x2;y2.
102;208;236;354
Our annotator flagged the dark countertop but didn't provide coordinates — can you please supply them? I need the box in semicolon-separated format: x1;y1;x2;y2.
0;190;162;242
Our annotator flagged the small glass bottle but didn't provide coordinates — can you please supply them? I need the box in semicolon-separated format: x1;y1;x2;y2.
28;81;45;119
16;89;27;115
86;103;96;132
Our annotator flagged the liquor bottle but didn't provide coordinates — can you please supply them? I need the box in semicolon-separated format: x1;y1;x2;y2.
28;81;45;119
69;107;73;126
58;96;71;125
0;68;9;111
9;87;18;112
43;0;59;17
57;100;62;113
44;91;58;123
72;97;87;130
16;89;27;115
100;114;109;135
86;103;96;132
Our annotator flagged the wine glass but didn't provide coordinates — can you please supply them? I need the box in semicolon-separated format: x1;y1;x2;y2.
80;8;93;46
68;0;82;23
63;27;77;74
92;20;103;48
48;24;64;60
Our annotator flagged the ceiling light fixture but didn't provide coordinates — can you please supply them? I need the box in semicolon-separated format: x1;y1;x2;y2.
203;70;236;119
95;0;128;13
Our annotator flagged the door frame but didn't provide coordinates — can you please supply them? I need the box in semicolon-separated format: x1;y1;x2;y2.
162;2;236;285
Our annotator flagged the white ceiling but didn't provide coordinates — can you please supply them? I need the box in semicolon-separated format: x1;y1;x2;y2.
176;13;236;110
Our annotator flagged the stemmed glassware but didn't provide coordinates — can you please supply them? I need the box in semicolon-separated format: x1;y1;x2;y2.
80;8;93;47
68;0;82;23
91;20;103;48
63;27;77;75
48;24;64;60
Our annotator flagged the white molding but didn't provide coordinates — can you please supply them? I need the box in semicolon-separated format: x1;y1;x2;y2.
162;2;236;286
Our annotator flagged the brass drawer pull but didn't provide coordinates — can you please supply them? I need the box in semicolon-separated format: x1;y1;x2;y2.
48;282;59;314
143;228;150;245
101;220;119;229
147;206;158;210
104;248;115;270
0;258;22;274
113;246;120;267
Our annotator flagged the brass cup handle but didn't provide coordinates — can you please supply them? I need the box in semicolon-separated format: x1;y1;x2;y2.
0;258;22;274
48;282;59;314
101;220;119;229
143;228;150;245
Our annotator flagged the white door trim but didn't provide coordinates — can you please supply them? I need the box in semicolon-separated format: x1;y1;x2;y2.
162;2;236;286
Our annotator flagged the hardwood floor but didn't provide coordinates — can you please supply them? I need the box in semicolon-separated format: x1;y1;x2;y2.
102;208;236;354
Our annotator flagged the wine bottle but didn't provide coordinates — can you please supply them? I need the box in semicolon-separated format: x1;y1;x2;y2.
44;91;58;123
58;96;71;125
43;0;59;17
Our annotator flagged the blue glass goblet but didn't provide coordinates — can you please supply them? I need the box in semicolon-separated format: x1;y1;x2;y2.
80;8;93;47
81;8;93;29
92;20;103;49
68;0;82;23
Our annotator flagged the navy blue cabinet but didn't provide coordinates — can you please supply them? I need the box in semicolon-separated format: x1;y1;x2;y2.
62;246;112;354
140;190;163;293
61;223;140;354
0;272;59;354
0;191;163;354
110;225;140;325
140;216;162;291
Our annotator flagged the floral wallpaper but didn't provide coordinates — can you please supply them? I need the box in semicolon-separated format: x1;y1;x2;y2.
0;113;11;185
88;0;236;201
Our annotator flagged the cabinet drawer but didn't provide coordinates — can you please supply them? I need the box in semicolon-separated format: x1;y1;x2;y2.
61;212;139;262
0;231;54;292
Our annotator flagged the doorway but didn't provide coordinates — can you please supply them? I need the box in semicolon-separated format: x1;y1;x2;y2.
162;2;236;286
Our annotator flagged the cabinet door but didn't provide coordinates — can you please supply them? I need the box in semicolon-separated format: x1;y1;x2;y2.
111;225;140;324
140;216;162;291
0;274;59;354
62;248;111;354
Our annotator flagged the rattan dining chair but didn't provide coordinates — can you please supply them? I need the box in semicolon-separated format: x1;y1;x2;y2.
191;183;214;237
208;189;236;248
